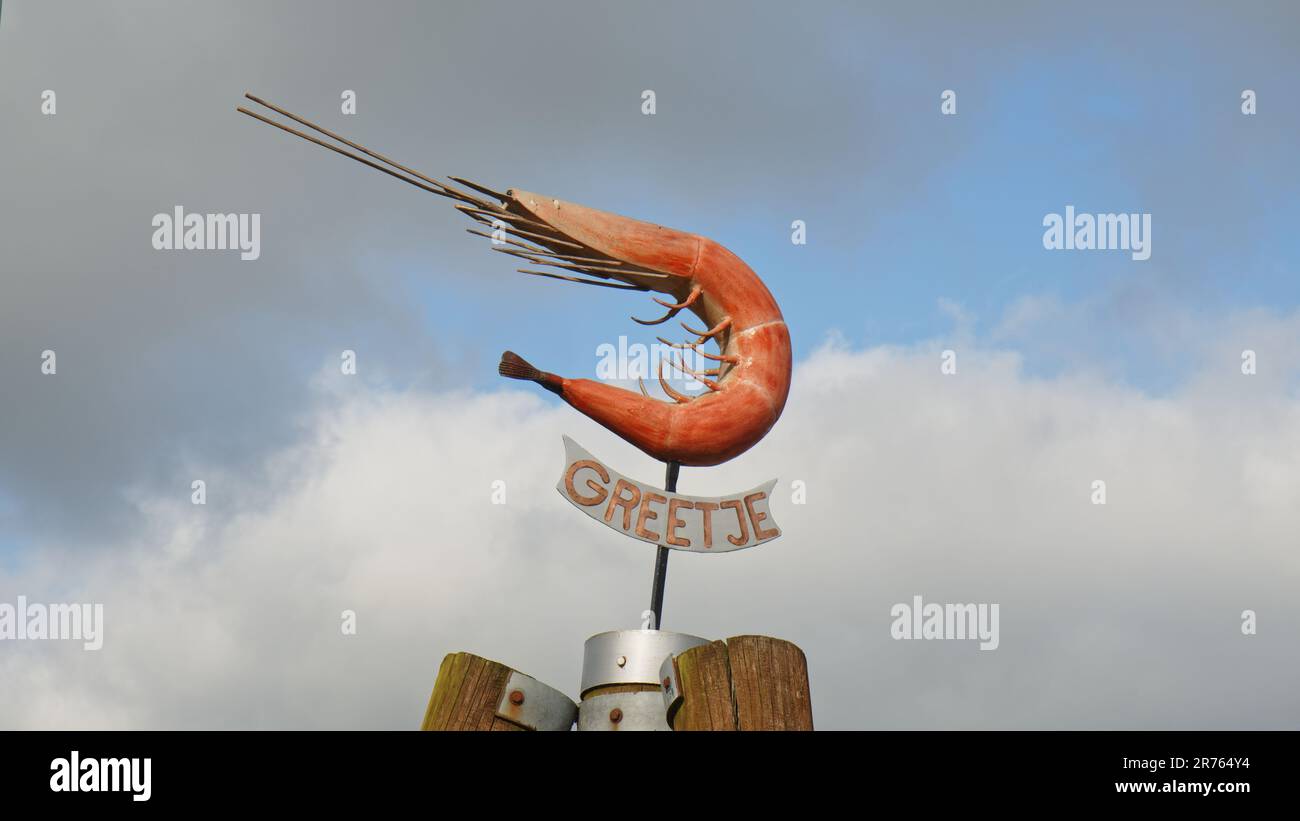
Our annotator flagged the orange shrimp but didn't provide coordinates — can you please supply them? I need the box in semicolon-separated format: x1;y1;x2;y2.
492;190;791;466
237;95;791;466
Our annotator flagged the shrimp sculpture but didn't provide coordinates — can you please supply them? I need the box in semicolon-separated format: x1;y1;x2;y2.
238;95;791;466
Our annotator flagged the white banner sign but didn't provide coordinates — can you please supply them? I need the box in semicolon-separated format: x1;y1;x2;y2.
555;436;781;553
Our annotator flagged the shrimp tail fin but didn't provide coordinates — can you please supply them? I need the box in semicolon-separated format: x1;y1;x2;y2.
498;350;563;395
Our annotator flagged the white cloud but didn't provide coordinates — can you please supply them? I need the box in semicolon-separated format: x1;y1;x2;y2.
2;333;1298;729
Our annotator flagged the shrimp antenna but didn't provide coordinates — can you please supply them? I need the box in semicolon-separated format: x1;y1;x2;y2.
239;93;673;290
236;104;469;204
239;93;495;206
237;93;527;227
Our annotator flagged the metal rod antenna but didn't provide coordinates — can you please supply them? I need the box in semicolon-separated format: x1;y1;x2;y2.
236;106;460;202
242;93;474;202
648;461;680;630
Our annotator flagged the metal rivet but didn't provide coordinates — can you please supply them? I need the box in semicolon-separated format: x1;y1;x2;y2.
509;690;525;706
609;708;623;723
616;655;627;668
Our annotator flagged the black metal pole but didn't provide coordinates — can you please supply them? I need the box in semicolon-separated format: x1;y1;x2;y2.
648;461;679;630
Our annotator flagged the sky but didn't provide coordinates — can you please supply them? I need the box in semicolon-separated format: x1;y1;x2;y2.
0;0;1297;729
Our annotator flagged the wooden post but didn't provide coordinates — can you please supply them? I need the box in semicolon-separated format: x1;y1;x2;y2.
669;635;812;731
422;653;521;731
421;652;577;731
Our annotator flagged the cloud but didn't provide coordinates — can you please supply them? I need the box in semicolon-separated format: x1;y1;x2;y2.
2;331;1297;729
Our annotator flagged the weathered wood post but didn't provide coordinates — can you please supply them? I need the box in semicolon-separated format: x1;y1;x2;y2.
663;636;813;730
421;634;812;731
421;652;577;731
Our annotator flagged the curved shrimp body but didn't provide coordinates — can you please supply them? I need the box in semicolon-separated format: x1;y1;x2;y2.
500;190;792;467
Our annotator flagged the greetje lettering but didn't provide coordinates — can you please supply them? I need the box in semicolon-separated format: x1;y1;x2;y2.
556;436;780;553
